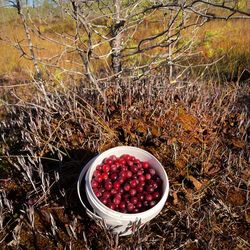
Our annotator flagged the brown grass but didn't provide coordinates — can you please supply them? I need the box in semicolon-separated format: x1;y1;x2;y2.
0;11;249;82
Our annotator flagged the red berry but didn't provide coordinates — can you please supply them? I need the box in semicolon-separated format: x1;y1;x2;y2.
91;180;99;188
149;200;156;207
110;164;118;172
102;173;109;180
95;176;103;183
131;197;138;205
104;181;112;190
108;203;116;210
93;170;101;177
94;190;102;198
100;197;108;204
126;171;133;178
137;170;143;176
120;171;127;179
130;179;138;188
110;189;118;195
119;202;126;209
152;192;160;199
146;185;154;193
127;160;134;167
145;173;151;180
143;162;149;169
109;155;117;161
134;208;139;213
137;194;144;201
102;164;110;172
113;181;120;190
110;173;118;181
137;201;142;208
146;194;153;201
103;191;111;199
136;186;143;193
127;203;135;212
129;189;137;196
113;195;121;205
148;168;156;176
118;159;126;165
124;183;131;191
138;175;145;182
105;159;113;165
131;166;138;173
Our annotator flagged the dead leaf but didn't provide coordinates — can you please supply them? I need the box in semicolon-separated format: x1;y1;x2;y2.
151;125;160;137
231;138;245;149
173;191;179;205
175;158;186;170
178;107;198;131
188;175;202;190
203;162;220;176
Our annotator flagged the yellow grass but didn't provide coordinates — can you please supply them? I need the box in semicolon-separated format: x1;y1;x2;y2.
0;10;249;81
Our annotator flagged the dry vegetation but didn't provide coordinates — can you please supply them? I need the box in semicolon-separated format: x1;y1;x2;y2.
0;2;250;250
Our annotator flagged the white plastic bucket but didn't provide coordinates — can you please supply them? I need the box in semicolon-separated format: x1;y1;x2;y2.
84;146;169;235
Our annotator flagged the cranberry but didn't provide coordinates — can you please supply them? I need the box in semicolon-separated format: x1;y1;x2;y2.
103;191;111;199
102;173;108;180
110;173;118;181
108;203;116;210
95;176;103;183
113;196;121;205
111;189;118;195
137;194;144;201
93;170;101;177
104;181;112;190
126;171;133;178
96;165;102;171
100;197;108;204
118;177;125;184
102;164;110;172
110;164;118;172
109;155;117;161
105;159;113;165
127;203;135;212
92;154;163;214
134;208;139;213
149;200;156;207
146;185;154;193
127;160;134;167
120;171;127;179
137;170;143;176
129;189;137;196
150;180;158;189
119;202;126;209
148;168;156;176
118;159;126;165
94;190;102;198
137;202;142;208
131;166;138;173
152;191;160;199
130;179;138;188
130;197;138;205
136;186;143;193
138;175;145;182
113;181;120;190
91;180;99;188
124;183;131;191
146;194;153;201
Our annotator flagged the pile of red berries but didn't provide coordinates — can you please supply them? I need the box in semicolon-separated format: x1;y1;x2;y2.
91;154;162;213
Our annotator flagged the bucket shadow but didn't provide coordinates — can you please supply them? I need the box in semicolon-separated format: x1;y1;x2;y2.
42;149;97;216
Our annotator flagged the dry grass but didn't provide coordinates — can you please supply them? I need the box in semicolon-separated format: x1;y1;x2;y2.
0;75;249;249
0;10;249;82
